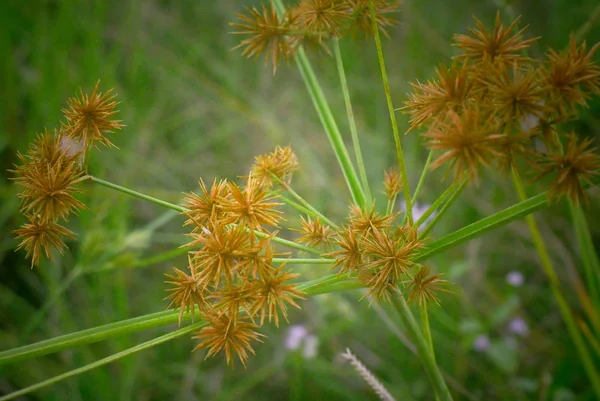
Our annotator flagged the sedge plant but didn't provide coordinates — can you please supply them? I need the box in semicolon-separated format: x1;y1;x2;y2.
3;1;600;400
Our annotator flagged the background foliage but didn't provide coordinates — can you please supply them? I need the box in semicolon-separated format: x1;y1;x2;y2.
1;0;599;399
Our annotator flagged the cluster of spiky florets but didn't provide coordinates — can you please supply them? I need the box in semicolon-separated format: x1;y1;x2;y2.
167;147;306;366
231;0;401;72
401;13;600;203
11;82;122;267
326;203;448;303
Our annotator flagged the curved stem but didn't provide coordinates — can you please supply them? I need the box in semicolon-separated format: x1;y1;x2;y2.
419;178;467;239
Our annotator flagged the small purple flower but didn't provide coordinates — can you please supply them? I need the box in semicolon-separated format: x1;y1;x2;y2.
473;335;490;352
285;325;308;350
508;318;529;337
505;271;524;287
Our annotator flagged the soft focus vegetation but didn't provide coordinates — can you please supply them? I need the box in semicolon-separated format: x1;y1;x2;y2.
1;0;600;400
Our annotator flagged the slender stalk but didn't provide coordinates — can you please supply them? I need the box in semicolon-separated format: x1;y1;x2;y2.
511;168;600;398
412;150;434;204
275;176;340;229
90;175;323;256
368;1;413;224
0;322;206;401
333;38;372;205
419;178;467;239
273;0;366;207
420;304;435;359
392;294;452;400
414;179;463;227
88;175;187;212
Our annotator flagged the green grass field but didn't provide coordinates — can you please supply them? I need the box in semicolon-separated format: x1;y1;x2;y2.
1;0;600;399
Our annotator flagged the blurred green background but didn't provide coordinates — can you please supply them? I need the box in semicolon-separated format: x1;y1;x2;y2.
1;0;600;399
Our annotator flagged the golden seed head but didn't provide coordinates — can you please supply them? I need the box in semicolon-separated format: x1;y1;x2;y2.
14;216;76;268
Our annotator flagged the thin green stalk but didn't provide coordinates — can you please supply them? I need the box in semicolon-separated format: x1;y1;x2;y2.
511;168;600;398
0;322;206;401
420;304;435;359
333;38;372;205
88;175;186;213
368;0;413;224
568;199;600;308
419;178;467;239
392;295;452;401
273;0;366;207
414;179;463;227
275;176;340;229
412;150;434;204
272;258;334;264
90;175;323;256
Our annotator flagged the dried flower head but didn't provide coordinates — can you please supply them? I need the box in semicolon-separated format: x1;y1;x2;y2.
164;258;208;325
219;178;284;231
12;134;86;223
61;81;123;154
424;108;504;182
383;168;401;199
182;178;231;229
250;145;299;188
210;281;258;322
294;0;350;40
401;62;473;131
534;133;600;204
249;263;306;327
193;310;265;367
543;35;600;117
405;265;451;306
347;204;395;235
295;215;335;249
453;13;539;65
345;0;401;38
326;226;363;275
231;4;296;73
14;217;76;268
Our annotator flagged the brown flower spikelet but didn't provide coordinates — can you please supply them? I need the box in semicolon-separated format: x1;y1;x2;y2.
295;215;335;249
250;145;299;188
405;265;451;306
11;131;85;223
534;133;600;204
249;263;306;327
294;0;350;39
383;168;402;200
453;13;539;65
326;226;363;275
61;81;123;153
164;258;209;325
182;178;231;229
14;217;76;268
193;310;265;367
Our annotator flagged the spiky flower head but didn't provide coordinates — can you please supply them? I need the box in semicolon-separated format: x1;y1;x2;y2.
424;107;504;182
345;0;401;39
295;215;335;249
405;265;451;306
61;81;123;154
231;3;296;74
347;204;395;235
164;258;209;325
294;0;350;40
182;178;231;229
11;130;85;223
193;310;265;367
250;145;299;188
14;216;76;268
534;133;600;204
453;13;539;65
383;168;401;200
326;226;363;275
249;263;305;327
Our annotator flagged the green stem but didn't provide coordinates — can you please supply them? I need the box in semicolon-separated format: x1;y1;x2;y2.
412;150;433;204
333;38;372;205
511;168;600;398
419;178;467;239
89;175;186;212
413;179;463;227
368;0;413;224
420;304;435;359
273;258;334;264
392;294;452;400
90;175;322;256
275;176;339;229
0;322;206;401
272;0;366;207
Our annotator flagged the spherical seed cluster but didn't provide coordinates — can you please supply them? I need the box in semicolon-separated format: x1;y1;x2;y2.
401;13;600;202
11;82;122;267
